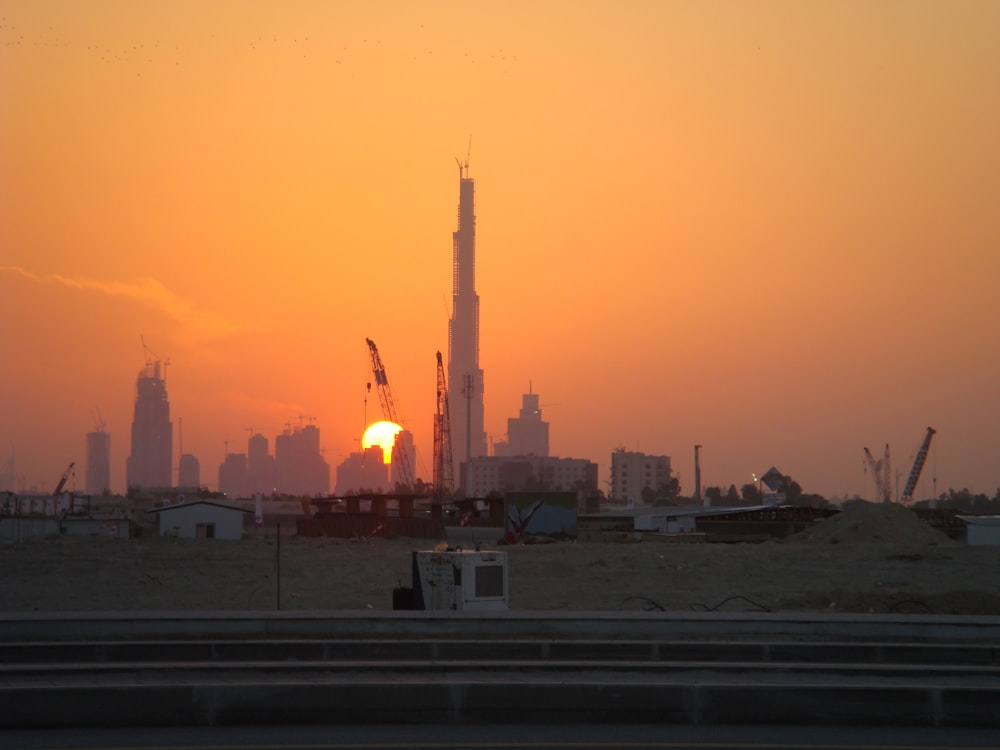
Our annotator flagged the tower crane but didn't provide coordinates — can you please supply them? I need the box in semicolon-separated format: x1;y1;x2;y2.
901;427;936;504
433;351;454;501
365;338;414;489
455;135;472;179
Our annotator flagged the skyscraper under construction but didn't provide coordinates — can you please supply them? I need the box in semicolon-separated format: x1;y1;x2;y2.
448;157;487;477
126;360;173;489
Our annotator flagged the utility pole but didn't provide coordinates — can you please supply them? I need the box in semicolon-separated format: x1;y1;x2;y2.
694;445;702;503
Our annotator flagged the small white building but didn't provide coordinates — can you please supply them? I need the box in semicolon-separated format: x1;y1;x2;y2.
958;516;1000;546
145;500;251;540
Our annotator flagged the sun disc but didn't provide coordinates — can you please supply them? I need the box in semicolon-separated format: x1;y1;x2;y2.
361;420;403;463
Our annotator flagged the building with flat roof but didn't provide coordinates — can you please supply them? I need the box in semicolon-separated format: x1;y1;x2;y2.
465;455;598;498
609;448;672;504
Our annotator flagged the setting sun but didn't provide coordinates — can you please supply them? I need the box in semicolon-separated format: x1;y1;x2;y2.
361;421;403;464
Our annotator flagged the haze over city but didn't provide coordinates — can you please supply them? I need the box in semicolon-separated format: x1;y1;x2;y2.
2;1;998;500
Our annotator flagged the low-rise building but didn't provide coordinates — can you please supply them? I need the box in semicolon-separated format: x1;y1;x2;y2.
145;500;251;540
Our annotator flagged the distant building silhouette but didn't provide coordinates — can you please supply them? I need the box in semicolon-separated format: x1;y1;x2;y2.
334;446;389;495
178;453;200;489
247;433;276;495
219;452;249;499
448;157;487;488
390;429;416;489
274;423;329;496
85;429;111;496
494;387;549;458
126;361;173;489
465;455;597;497
609;449;671;504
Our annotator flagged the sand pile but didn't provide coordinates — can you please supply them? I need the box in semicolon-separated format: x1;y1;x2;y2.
786;500;952;546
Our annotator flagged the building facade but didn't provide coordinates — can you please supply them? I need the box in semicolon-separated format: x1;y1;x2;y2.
334;446;389;495
178;453;200;489
219;452;249;499
494;388;549;458
448;159;488;481
465;455;598;498
247;433;276;495
609;449;672;503
126;361;173;490
274;423;329;496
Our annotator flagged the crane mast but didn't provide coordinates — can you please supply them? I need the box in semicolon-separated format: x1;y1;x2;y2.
901;427;936;504
433;351;454;500
863;447;884;503
365;338;413;489
863;445;891;503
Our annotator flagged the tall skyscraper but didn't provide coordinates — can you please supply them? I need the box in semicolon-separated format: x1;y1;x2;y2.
126;360;173;489
448;158;487;480
247;433;275;495
85;429;111;495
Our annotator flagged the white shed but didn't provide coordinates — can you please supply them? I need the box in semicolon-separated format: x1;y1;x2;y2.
958;515;1000;546
145;500;251;540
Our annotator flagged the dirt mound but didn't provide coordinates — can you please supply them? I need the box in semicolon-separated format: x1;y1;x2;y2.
787;500;952;545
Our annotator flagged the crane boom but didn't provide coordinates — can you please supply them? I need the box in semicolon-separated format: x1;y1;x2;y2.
901;427;936;503
433;351;454;500
53;462;75;496
365;338;413;489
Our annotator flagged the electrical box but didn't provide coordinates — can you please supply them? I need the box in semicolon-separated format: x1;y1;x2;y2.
407;549;508;611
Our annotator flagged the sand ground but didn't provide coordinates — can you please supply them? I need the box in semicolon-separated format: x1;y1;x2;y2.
3;503;998;615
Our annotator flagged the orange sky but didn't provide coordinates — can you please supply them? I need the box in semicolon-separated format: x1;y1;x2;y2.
2;0;998;500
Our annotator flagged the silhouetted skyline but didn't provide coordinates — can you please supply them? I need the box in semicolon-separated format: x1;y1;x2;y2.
2;3;998;500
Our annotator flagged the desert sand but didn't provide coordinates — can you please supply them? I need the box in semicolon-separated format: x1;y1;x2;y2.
2;502;999;615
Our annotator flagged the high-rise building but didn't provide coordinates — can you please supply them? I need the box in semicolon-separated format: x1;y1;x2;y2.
274;423;329;497
334;446;389;495
178;453;200;489
85;429;111;495
219;452;249;499
448;158;487;484
494;388;549;458
247;433;275;495
390;429;416;489
126;361;173;489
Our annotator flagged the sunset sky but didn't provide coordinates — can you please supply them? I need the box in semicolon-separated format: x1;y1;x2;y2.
2;1;998;500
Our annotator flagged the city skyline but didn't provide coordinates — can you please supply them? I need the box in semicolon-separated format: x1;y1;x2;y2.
2;2;998;500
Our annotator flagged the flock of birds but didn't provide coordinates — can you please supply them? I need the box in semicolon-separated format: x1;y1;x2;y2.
1;17;520;75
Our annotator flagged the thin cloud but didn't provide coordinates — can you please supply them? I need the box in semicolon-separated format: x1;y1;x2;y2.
0;265;241;341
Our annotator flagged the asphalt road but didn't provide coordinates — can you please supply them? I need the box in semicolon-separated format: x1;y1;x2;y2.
4;724;1000;750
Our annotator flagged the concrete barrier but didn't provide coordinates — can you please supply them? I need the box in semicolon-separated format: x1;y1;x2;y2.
1;611;998;728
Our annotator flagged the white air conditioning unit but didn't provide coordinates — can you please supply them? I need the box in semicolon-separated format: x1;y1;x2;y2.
404;548;508;611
